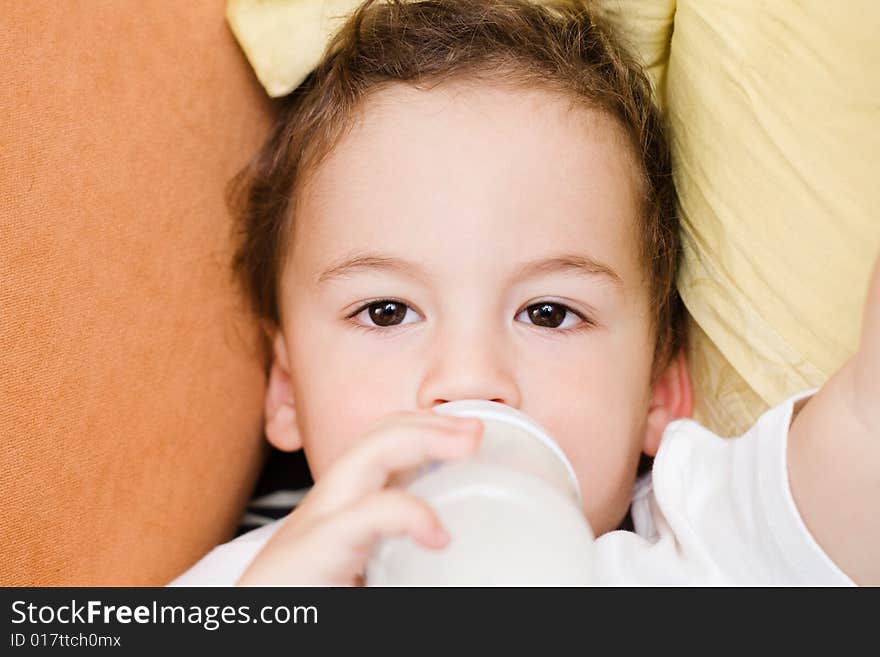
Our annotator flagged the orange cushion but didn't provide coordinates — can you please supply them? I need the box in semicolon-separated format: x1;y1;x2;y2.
1;1;276;584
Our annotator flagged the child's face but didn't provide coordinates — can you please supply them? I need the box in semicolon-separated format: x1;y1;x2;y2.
268;82;679;535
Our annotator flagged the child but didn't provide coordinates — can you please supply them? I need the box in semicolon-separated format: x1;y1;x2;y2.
172;0;876;585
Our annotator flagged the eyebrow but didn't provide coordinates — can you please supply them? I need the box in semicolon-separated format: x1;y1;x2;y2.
316;251;623;287
512;253;623;287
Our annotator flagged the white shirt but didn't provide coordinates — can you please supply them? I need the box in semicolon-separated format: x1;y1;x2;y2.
170;390;855;586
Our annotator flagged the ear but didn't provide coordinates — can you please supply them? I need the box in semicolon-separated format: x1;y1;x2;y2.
642;348;694;457
264;331;303;452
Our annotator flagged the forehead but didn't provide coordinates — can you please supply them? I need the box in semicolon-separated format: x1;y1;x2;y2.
289;81;643;289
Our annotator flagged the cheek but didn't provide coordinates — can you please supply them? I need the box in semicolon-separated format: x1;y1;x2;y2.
544;386;648;534
290;332;415;480
518;326;652;533
534;359;648;479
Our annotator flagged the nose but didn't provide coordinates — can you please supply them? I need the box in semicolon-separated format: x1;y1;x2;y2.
416;325;522;410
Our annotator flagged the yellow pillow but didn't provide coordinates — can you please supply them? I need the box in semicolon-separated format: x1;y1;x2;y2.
226;0;362;97
600;0;880;434
229;0;880;437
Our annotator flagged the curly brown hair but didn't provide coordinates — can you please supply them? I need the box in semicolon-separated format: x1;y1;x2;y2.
229;0;685;380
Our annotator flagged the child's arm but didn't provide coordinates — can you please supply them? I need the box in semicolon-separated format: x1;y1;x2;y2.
787;252;880;585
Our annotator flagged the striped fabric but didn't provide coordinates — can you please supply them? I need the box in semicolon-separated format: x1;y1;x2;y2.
235;449;313;537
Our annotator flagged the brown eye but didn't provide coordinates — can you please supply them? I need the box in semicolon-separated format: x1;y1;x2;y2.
527;303;568;328
367;301;409;327
517;302;587;330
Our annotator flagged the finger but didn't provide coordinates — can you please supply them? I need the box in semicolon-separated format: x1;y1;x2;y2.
364;409;479;436
315;489;450;568
238;489;449;587
305;414;482;516
327;414;480;491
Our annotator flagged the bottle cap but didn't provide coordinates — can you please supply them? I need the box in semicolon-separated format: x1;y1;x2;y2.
432;399;582;505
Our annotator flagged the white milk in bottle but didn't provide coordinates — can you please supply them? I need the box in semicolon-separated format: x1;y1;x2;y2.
365;400;595;586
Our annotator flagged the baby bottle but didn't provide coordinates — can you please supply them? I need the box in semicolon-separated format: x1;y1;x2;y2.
365;400;595;586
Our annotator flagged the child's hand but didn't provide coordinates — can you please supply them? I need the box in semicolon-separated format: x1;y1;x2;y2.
236;411;483;586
